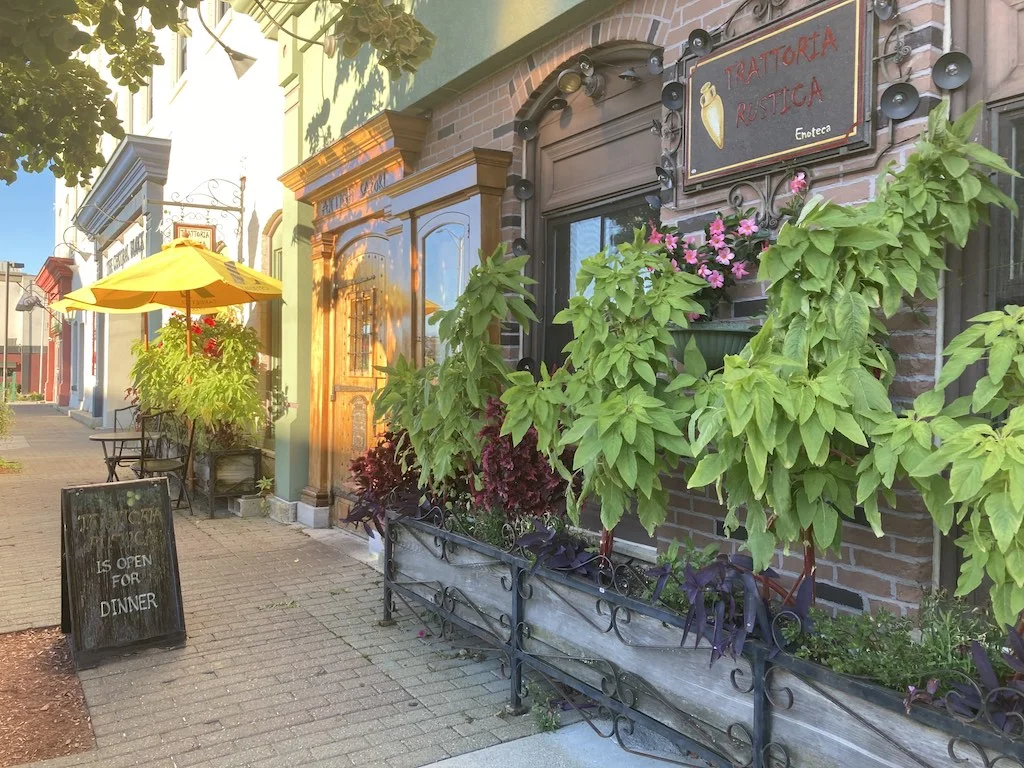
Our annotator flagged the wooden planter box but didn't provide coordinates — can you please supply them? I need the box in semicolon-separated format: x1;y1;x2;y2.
193;448;262;512
385;514;1024;767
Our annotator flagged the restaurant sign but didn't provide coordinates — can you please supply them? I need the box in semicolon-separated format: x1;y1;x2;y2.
173;223;217;251
684;0;872;188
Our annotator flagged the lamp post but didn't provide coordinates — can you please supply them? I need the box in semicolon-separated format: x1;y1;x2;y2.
2;261;25;401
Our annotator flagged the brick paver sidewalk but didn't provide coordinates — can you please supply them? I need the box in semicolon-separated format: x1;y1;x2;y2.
0;405;537;767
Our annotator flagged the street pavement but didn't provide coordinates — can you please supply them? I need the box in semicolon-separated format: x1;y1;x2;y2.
1;404;539;767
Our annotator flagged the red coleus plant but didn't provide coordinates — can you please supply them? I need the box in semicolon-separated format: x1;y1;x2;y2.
347;430;420;535
475;398;567;521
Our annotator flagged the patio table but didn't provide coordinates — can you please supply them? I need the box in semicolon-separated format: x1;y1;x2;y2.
88;431;162;483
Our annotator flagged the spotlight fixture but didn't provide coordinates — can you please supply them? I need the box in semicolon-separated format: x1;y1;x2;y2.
516;120;538;141
546;96;568;111
932;51;973;91
227;49;258;79
578;55;595;77
651;119;663;137
648;51;664;76
687;29;714;57
556;68;583;94
513;179;536;201
873;0;898;21
323;24;341;58
584;72;606;99
618;67;642;83
879;81;920;121
661;82;686;111
511;238;530;256
644;193;663;210
655;166;675;189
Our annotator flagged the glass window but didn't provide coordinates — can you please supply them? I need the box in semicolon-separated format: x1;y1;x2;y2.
422;224;467;365
176;20;188;80
348;289;375;376
264;246;283;446
545;198;656;367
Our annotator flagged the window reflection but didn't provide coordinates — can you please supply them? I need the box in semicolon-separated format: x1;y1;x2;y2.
423;224;466;364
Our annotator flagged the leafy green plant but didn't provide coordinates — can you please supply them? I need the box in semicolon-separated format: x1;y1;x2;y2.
131;312;265;450
789;593;1005;692
686;101;1016;594
374;244;537;494
0;399;11;442
873;305;1024;627
501;230;707;536
530;689;562;732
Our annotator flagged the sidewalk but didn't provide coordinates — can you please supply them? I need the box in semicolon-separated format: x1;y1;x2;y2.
1;405;538;767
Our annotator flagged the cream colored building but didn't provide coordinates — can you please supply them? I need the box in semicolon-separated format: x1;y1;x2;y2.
55;1;284;428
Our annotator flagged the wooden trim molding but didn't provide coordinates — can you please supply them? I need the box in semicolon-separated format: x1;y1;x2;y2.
279;111;429;202
302;230;339;508
388;148;513;217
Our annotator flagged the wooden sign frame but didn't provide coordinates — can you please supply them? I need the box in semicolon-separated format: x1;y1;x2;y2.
60;478;186;668
682;0;874;190
173;222;217;251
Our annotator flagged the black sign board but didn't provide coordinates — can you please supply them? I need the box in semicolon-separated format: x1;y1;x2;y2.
60;478;185;667
684;0;872;188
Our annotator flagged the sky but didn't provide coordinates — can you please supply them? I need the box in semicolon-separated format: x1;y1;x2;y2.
0;169;55;275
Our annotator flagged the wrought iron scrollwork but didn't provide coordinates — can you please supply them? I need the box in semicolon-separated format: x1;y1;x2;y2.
722;0;791;42
948;736;1024;767
876;20;914;83
156;177;245;257
728;166;811;231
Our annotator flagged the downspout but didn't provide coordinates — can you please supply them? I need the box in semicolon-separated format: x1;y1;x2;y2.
931;0;954;592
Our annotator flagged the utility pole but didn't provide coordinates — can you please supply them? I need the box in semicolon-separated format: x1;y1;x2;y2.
2;261;25;401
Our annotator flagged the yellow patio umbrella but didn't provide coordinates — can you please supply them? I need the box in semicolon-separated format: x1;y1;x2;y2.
60;237;283;354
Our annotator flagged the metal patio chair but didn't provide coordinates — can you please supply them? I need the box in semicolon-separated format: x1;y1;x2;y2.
132;410;194;515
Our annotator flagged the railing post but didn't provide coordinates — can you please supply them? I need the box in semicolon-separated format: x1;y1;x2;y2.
507;563;527;715
752;645;771;768
380;517;396;627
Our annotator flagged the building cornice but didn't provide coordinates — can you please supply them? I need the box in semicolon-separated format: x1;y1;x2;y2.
388;148;513;217
74;135;171;240
35;257;75;295
231;0;308;40
279;110;429;201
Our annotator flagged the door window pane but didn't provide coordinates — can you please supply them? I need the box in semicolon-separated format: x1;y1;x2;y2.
422;224;466;364
994;114;1024;307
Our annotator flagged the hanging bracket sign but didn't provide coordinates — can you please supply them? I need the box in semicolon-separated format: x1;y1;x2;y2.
684;0;872;189
60;478;186;668
173;222;217;252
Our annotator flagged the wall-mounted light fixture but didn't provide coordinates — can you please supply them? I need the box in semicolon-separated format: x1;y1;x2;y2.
687;29;714;58
511;238;530;256
647;51;664;76
661;82;686;111
546;96;568;111
872;0;898;21
932;51;973;91
618;68;642;83
516;120;538;141
879;81;920;121
197;6;257;78
513;179;536;201
655;165;675;189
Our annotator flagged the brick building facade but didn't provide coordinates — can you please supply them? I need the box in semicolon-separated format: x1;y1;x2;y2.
248;0;1012;615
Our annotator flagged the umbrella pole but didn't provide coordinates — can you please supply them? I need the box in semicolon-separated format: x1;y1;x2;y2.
142;313;149;351
185;292;192;356
184;290;196;497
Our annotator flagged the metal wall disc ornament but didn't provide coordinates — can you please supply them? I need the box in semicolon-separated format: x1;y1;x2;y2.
513;179;535;201
516;120;538;141
511;238;529;256
648;52;664;75
687;29;714;57
661;82;686;111
932;51;973;91
879;82;920;120
546;96;568;111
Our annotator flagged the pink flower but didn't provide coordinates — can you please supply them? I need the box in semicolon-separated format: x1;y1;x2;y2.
670;259;681;272
709;217;726;236
715;248;735;265
731;261;750;279
789;172;808;195
664;233;679;251
648;229;664;244
761;242;771;253
683;248;699;265
707;270;725;289
737;218;759;236
697;264;711;278
709;233;726;249
687;311;704;322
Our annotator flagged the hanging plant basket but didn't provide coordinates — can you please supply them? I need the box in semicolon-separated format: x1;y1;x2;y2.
670;321;759;371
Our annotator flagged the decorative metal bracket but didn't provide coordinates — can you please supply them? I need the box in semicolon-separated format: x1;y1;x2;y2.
875;19;913;82
722;0;791;43
152;177;246;261
728;166;811;231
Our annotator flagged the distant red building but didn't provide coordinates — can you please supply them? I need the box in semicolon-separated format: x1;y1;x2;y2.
35;258;73;406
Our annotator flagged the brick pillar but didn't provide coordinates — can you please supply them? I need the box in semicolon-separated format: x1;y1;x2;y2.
299;231;336;509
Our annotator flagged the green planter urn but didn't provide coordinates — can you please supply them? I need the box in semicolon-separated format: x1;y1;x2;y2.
670;321;760;371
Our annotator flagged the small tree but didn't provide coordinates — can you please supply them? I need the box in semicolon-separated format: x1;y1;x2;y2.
687;101;1016;599
501;230;707;537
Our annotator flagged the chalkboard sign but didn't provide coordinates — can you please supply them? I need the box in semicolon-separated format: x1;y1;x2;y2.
683;0;872;188
60;478;186;667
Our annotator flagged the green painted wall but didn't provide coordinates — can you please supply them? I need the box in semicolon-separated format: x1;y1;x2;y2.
274;197;314;502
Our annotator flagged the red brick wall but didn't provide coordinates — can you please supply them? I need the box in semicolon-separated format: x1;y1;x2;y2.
408;0;951;614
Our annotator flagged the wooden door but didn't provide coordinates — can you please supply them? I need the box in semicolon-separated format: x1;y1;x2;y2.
329;236;388;525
